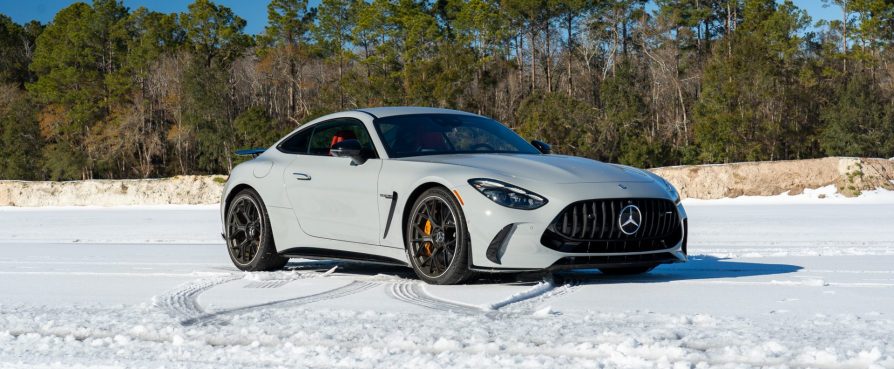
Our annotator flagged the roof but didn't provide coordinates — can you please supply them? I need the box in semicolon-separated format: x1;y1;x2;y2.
353;106;481;119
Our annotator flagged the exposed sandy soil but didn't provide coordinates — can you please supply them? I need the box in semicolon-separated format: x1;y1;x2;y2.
1;158;892;206
650;157;894;199
0;175;226;206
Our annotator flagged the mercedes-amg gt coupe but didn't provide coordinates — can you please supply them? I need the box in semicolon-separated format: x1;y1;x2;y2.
221;107;688;284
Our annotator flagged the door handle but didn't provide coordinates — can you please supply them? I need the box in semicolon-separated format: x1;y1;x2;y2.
292;172;311;180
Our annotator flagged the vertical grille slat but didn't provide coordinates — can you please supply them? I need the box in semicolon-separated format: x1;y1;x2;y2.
636;199;645;242
657;201;664;236
562;212;569;235
599;201;606;239
661;202;671;236
657;201;666;238
609;200;617;239
665;202;674;235
668;203;677;235
589;202;598;239
544;198;682;254
581;203;588;238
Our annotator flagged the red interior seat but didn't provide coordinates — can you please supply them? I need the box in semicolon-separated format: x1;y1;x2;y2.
329;129;357;155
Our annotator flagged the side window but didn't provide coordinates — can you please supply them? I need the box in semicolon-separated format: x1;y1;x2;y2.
307;119;378;158
278;128;312;154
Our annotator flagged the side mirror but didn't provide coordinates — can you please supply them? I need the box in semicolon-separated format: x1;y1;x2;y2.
330;139;367;165
531;140;551;154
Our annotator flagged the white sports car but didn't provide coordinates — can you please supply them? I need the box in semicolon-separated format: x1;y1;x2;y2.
221;107;688;284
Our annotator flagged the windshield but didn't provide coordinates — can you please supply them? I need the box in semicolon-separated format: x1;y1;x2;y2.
373;114;540;158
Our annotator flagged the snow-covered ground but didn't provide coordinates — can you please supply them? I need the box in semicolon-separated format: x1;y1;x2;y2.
1;195;893;368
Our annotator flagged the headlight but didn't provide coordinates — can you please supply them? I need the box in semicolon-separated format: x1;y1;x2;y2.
468;179;548;210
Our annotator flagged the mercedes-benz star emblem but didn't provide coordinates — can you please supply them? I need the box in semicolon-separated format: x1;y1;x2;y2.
618;205;642;235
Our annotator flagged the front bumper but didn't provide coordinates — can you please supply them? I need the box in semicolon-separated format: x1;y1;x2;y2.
462;181;688;271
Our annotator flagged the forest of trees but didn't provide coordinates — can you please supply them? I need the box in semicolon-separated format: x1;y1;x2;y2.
0;0;892;180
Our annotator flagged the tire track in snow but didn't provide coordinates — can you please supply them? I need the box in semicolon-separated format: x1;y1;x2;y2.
183;280;378;326
152;274;240;323
387;282;487;314
387;276;578;316
153;267;359;326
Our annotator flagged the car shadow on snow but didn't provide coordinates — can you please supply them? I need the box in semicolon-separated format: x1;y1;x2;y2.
279;255;802;286
554;255;803;285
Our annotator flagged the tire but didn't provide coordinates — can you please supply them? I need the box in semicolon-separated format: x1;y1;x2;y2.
598;265;657;275
405;187;474;285
225;188;288;272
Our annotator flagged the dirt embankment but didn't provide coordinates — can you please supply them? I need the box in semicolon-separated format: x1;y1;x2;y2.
0;175;226;207
649;157;894;199
1;158;892;206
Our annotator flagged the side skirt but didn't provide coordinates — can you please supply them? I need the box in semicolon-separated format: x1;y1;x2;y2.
278;247;410;267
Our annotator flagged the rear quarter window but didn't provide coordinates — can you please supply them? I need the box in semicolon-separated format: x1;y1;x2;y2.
277;128;312;154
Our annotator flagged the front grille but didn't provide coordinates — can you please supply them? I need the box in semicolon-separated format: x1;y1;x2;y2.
541;198;682;253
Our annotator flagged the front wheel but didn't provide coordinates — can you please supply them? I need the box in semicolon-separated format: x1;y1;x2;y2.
225;188;288;271
405;187;474;285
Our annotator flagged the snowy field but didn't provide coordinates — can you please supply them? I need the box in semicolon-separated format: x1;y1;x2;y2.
1;192;894;368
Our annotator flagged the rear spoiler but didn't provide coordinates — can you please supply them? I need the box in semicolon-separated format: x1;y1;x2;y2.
235;148;266;158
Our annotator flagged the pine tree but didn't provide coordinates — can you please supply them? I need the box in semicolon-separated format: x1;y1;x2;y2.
180;0;251;173
694;0;811;163
314;0;358;109
820;74;893;157
27;0;130;179
263;0;316;118
0;85;41;179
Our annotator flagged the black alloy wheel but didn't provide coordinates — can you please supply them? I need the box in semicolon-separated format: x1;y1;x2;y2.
226;189;288;271
406;187;473;284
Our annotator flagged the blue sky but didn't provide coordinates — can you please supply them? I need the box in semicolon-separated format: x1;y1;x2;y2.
0;0;837;35
0;0;306;34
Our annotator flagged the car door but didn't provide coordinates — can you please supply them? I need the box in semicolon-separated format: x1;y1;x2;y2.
282;118;383;245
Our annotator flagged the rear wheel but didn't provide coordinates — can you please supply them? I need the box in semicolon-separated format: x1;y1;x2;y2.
406;187;473;285
598;265;657;275
225;189;288;271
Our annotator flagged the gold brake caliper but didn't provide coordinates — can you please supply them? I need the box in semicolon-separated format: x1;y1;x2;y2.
423;219;433;256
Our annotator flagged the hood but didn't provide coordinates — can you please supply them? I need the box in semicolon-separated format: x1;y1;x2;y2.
399;154;654;184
